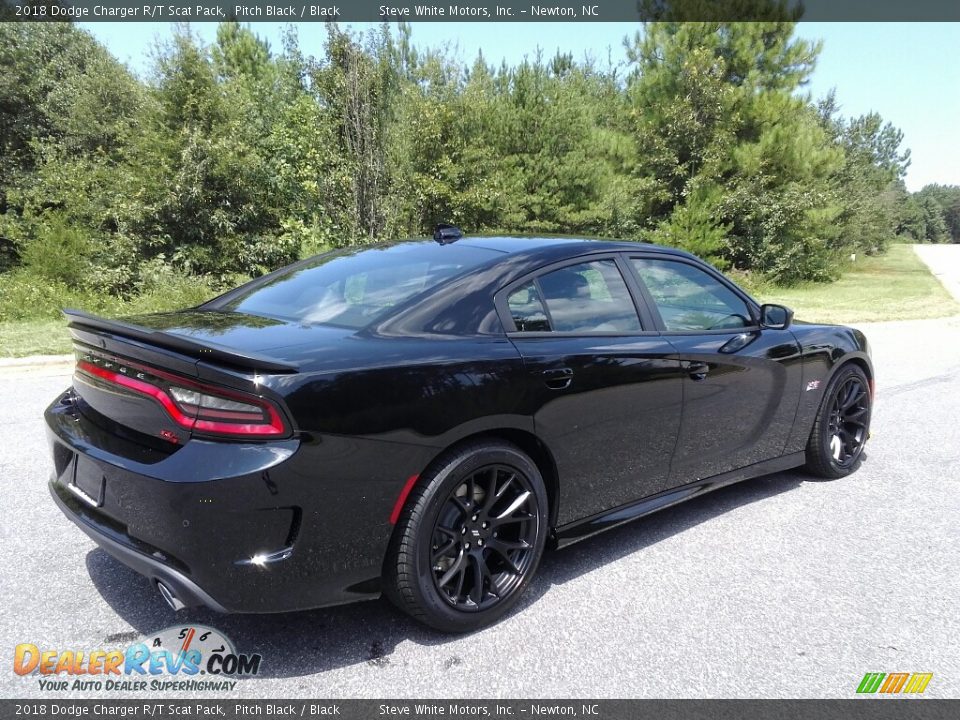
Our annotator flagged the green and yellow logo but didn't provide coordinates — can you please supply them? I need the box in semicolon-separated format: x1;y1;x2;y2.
857;672;933;695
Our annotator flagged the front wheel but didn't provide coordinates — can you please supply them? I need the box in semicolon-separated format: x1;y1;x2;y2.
384;441;548;633
804;364;872;479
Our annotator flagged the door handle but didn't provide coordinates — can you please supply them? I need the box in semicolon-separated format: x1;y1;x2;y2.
541;367;574;390
719;332;755;354
686;361;710;381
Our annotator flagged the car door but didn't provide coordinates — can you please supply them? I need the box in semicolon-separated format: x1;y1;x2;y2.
497;255;686;526
626;254;803;485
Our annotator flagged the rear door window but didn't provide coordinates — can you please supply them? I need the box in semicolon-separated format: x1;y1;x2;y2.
507;259;642;333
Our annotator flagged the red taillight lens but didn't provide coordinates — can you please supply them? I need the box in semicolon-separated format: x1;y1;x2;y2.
75;357;287;438
167;385;286;435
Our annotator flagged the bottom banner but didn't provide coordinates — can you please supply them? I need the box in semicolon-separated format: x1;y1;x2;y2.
1;700;958;720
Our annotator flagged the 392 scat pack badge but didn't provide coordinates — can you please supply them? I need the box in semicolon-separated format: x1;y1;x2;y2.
12;626;261;693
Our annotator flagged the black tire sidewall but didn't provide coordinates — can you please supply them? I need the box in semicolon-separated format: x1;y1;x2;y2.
813;364;871;477
407;444;548;632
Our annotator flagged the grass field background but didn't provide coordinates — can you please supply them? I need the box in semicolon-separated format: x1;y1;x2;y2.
760;244;960;324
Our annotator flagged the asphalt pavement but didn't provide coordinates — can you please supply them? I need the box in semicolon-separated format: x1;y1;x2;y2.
1;315;958;699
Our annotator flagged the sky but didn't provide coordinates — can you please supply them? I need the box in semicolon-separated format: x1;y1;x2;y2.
79;21;960;192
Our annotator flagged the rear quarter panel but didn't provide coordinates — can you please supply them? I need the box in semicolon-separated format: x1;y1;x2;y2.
256;336;533;597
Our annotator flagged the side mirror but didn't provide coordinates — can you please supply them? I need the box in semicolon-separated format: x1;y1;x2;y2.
759;303;793;330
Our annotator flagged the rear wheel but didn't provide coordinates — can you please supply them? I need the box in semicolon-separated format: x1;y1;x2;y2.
384;441;548;633
804;364;872;479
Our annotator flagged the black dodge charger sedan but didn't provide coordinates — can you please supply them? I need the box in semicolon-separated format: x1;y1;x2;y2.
46;232;873;632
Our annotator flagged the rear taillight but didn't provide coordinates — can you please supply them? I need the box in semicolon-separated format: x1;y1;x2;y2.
75;355;287;438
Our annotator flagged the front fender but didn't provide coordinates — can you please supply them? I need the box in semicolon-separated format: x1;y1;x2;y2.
783;323;873;454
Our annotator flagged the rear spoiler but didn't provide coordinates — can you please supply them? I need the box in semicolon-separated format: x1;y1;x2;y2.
63;309;299;374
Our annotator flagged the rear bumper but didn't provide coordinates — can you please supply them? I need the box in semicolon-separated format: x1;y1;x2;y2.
49;480;227;612
45;388;429;613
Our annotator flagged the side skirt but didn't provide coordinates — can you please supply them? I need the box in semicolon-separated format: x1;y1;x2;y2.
552;451;806;549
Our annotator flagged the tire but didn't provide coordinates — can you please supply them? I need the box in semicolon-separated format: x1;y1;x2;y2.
804;363;872;479
384;440;549;633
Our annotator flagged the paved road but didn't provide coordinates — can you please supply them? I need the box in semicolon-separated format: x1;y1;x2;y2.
914;243;960;303
1;316;958;699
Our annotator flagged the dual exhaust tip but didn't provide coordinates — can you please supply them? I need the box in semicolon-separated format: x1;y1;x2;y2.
156;580;186;611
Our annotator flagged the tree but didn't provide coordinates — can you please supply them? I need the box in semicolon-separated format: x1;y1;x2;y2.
915;185;960;243
311;24;399;241
626;22;847;282
127;25;300;277
0;19;923;298
817;101;911;255
0;23;144;289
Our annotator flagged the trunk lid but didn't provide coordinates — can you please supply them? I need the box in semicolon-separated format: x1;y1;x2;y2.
65;309;307;445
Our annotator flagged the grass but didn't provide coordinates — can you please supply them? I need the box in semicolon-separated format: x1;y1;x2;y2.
757;244;960;325
0;267;221;359
0;319;72;357
0;245;956;359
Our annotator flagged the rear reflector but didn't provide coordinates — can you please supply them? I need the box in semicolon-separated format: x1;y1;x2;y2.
389;475;420;525
75;355;287;438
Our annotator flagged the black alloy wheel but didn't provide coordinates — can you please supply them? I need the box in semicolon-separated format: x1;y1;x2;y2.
826;375;870;467
805;364;872;478
384;441;548;633
430;464;540;611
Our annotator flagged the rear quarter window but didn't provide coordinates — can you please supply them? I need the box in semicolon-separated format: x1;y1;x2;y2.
217;243;501;329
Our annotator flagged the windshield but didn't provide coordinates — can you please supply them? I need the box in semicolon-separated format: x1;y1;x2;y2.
214;242;501;329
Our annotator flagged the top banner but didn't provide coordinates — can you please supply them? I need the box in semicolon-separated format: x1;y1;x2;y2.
3;0;960;22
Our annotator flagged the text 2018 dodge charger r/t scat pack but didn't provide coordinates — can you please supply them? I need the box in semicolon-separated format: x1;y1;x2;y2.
46;231;873;632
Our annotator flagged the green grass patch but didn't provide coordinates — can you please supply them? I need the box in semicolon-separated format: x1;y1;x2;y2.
0;268;222;358
0;319;72;357
757;245;960;325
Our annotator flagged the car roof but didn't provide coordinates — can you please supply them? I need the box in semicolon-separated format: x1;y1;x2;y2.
432;235;693;258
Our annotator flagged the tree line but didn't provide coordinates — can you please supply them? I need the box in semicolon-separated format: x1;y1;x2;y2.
1;20;958;320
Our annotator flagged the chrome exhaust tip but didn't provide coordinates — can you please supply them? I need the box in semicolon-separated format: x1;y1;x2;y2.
157;581;186;611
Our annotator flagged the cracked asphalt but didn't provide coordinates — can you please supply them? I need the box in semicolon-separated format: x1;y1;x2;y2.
1;315;958;699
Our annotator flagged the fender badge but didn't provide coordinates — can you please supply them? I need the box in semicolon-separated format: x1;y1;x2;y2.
806;380;821;392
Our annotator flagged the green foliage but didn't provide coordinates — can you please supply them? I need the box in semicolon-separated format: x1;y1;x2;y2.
911;185;960;243
647;187;730;267
18;213;93;289
0;18;941;320
0;271;96;322
816;97;910;257
0;265;218;324
624;22;853;283
0;320;73;358
764;244;960;324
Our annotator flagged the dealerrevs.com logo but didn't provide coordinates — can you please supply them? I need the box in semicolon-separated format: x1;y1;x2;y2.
13;625;261;692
